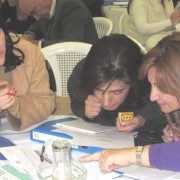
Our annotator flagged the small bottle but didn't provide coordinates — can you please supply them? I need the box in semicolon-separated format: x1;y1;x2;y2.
52;140;72;180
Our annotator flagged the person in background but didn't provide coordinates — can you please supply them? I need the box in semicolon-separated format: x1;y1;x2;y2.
81;0;104;17
68;34;165;137
126;0;180;46
0;19;55;130
18;0;98;48
0;0;35;34
173;0;179;7
79;32;180;172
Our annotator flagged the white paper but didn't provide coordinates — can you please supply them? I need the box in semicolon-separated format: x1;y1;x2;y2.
55;118;116;134
0;138;179;180
0;146;41;179
53;128;135;148
117;165;180;180
0;115;67;135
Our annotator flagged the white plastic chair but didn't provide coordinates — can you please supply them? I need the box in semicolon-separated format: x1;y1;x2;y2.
119;11;147;54
41;42;92;97
93;17;113;39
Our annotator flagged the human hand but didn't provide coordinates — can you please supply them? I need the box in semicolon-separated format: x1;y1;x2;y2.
163;124;180;142
0;81;16;111
170;10;180;25
116;115;145;132
79;148;134;173
84;95;102;119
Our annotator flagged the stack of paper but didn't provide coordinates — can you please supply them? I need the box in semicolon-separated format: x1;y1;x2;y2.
30;116;135;153
55;118;116;134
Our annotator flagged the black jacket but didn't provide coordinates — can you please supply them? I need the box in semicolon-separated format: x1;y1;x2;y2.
28;0;98;47
68;58;165;127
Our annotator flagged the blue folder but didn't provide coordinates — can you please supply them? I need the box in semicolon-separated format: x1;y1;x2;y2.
30;117;103;154
0;136;15;160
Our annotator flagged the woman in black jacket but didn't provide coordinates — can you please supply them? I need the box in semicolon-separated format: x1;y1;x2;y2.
68;34;165;138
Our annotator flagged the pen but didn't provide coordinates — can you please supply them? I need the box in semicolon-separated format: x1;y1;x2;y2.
40;145;45;162
6;93;16;96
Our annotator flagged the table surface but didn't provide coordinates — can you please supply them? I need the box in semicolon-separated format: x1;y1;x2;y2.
1;115;180;180
2;132;180;179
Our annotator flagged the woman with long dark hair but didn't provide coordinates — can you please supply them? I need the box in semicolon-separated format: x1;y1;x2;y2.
68;34;163;133
0;19;55;130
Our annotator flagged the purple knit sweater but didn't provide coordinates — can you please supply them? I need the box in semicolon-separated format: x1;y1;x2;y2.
149;142;180;171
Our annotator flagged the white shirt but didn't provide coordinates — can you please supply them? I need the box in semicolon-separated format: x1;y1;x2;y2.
49;0;56;19
126;0;175;45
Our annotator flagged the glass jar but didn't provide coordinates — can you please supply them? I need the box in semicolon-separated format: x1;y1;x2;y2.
52;140;72;180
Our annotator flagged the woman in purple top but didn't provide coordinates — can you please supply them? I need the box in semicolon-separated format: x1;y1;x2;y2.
79;32;180;172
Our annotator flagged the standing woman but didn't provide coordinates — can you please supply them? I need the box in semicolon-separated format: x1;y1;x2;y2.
0;19;55;130
0;0;35;34
68;34;164;133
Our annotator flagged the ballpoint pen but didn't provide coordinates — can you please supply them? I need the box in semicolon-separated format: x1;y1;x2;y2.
40;145;46;162
0;85;16;96
6;93;16;96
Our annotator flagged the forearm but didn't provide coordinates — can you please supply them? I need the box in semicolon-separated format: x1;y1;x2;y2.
71;101;115;126
7;94;55;129
127;145;151;167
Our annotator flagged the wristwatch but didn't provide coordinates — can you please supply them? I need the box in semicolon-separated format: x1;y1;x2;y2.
136;146;144;166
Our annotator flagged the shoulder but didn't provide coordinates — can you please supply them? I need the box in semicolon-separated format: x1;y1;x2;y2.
68;58;86;84
12;36;44;65
72;58;86;74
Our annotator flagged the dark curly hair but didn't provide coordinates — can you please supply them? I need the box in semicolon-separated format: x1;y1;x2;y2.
0;19;24;72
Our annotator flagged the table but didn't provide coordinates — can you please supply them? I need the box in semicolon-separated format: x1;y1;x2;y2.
1;133;124;180
101;6;127;33
1;115;180;180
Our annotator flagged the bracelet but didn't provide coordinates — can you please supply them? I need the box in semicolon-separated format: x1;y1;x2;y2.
136;146;144;166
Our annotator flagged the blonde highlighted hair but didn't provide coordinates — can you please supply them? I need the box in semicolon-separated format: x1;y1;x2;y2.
139;32;180;99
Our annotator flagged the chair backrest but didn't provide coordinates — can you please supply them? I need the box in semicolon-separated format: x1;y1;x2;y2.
119;11;147;54
93;17;113;39
119;11;130;34
41;42;92;97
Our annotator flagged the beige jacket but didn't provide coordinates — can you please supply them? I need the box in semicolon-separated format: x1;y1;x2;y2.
3;37;55;130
